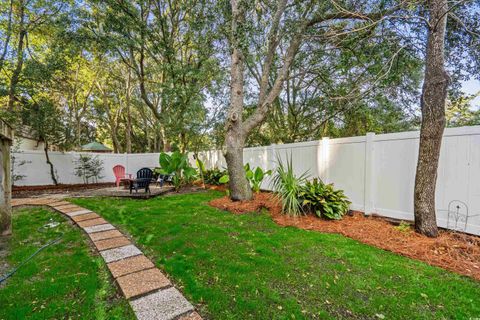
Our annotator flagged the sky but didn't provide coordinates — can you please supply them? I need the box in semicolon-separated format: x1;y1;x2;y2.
462;79;480;108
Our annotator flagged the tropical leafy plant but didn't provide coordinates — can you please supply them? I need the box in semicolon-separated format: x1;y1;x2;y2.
219;164;271;192
298;178;351;220
219;173;230;184
183;166;198;185
244;163;272;193
270;155;309;216
159;151;197;191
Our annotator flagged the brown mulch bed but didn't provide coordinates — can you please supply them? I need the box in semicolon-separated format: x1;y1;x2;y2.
209;192;480;281
13;183;115;198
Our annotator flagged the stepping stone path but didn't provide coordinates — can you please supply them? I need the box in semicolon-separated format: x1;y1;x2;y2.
12;197;202;320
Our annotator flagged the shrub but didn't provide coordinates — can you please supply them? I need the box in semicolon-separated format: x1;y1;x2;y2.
74;154;104;184
270;155;309;216
204;168;227;185
298;178;351;220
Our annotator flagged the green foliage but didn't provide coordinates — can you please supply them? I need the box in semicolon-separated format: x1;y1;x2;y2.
219;173;230;184
299;178;351;220
218;163;271;192
271;156;350;219
244;163;272;193
74;154;104;184
159;151;197;191
204;168;227;185
183;166;198;185
271;155;308;216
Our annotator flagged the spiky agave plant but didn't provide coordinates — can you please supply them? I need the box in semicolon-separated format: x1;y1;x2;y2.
270;154;309;216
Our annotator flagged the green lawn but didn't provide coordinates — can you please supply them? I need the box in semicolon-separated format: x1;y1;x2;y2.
0;207;135;320
71;191;480;319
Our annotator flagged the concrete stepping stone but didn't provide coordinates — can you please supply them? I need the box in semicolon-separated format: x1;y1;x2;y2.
48;200;70;206
117;268;171;299
65;209;93;217
83;223;116;234
71;212;100;222
100;244;142;263
77;217;108;228
130;287;194;320
53;204;79;210
94;236;131;251
89;229;123;241
108;255;155;278
60;206;85;213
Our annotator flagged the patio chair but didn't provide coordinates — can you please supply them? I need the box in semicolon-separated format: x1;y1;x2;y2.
130;167;153;194
153;167;173;187
157;173;174;187
113;165;127;187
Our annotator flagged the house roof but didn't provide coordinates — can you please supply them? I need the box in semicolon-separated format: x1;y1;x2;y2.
81;141;112;152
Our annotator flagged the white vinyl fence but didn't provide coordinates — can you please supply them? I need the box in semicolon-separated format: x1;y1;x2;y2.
196;126;480;236
12;125;480;235
12;151;160;186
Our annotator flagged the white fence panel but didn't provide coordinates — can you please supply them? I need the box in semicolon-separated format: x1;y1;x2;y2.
12;151;160;186
325;137;366;212
12;125;480;235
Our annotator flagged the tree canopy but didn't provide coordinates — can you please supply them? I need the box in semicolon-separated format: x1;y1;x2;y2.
0;0;478;153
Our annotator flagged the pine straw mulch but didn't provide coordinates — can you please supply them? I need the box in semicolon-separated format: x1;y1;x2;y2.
209;192;480;281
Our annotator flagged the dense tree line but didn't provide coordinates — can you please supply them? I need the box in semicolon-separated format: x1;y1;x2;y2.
2;0;476;155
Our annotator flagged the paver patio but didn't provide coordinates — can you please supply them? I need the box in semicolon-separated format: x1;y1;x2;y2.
12;197;200;320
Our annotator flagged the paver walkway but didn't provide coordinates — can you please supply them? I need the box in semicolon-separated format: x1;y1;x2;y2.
12;197;202;320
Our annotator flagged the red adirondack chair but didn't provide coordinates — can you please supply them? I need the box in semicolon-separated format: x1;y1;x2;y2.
113;165;127;187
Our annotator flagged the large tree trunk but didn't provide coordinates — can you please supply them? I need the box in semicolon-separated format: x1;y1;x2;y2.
225;132;252;201
414;0;450;237
111;124;122;153
224;0;252;201
0;137;12;236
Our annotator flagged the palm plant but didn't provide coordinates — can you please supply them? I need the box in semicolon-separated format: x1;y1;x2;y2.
270;154;309;216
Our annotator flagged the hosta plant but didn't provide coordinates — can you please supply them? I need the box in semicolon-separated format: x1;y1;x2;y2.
299;178;351;220
204;168;228;185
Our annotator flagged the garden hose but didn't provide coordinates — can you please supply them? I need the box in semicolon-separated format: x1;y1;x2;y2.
0;221;63;285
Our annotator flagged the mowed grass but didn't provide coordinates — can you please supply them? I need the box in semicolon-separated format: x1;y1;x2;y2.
0;207;135;320
71;191;480;319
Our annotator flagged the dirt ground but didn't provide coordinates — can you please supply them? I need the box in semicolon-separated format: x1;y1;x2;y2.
209;192;480;281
